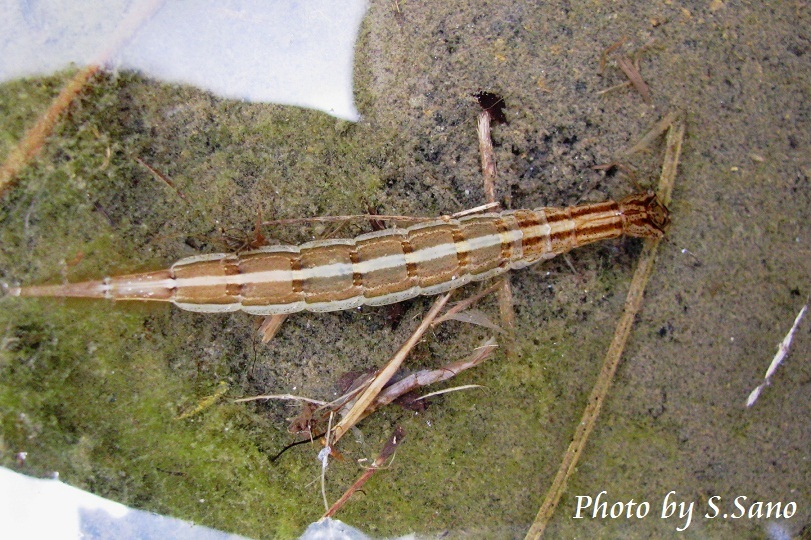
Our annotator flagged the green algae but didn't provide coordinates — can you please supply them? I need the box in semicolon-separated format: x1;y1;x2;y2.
0;304;309;537
0;70;390;537
0;69;668;537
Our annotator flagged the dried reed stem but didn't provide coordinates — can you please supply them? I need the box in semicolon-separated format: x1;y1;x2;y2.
619;111;678;158
331;293;451;443
372;338;497;410
477;108;516;349
259;314;288;343
525;117;683;539
478;112;497;202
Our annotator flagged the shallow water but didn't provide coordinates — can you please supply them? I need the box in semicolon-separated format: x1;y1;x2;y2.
1;1;809;538
2;0;365;120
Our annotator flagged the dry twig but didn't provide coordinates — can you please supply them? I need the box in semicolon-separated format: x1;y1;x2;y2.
478;112;498;202
599;37;628;75
525;116;683;539
0;65;101;198
475;94;517;348
258;314;288;343
331;293;452;443
323;426;405;518
597;37;654;103
234;394;327;406
619;111;678;157
616;56;651;103
134;156;190;203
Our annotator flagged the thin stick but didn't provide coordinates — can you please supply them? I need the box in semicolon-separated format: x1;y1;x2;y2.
656;117;683;207
498;276;517;345
414;384;484;401
323;425;405;518
331;293;452;443
595;80;632;97
619;111;678;158
476;105;516;351
524;118;683;539
599;36;628;75
478;112;497;202
615;56;651;103
452;202;501;217
0;65;100;197
233;394;327;406
258;314;288;343
134;156;189;203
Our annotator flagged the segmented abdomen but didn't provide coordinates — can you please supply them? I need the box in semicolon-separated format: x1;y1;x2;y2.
10;193;669;314
166;208;555;314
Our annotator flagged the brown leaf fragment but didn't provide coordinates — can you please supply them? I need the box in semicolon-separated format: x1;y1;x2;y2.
392;390;427;411
288;401;319;436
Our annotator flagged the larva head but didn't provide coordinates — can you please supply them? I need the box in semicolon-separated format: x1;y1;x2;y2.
618;191;670;238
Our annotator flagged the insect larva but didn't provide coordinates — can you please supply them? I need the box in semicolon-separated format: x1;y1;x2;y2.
4;191;669;315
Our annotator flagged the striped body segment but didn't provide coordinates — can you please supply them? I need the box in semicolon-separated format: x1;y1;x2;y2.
7;192;669;314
